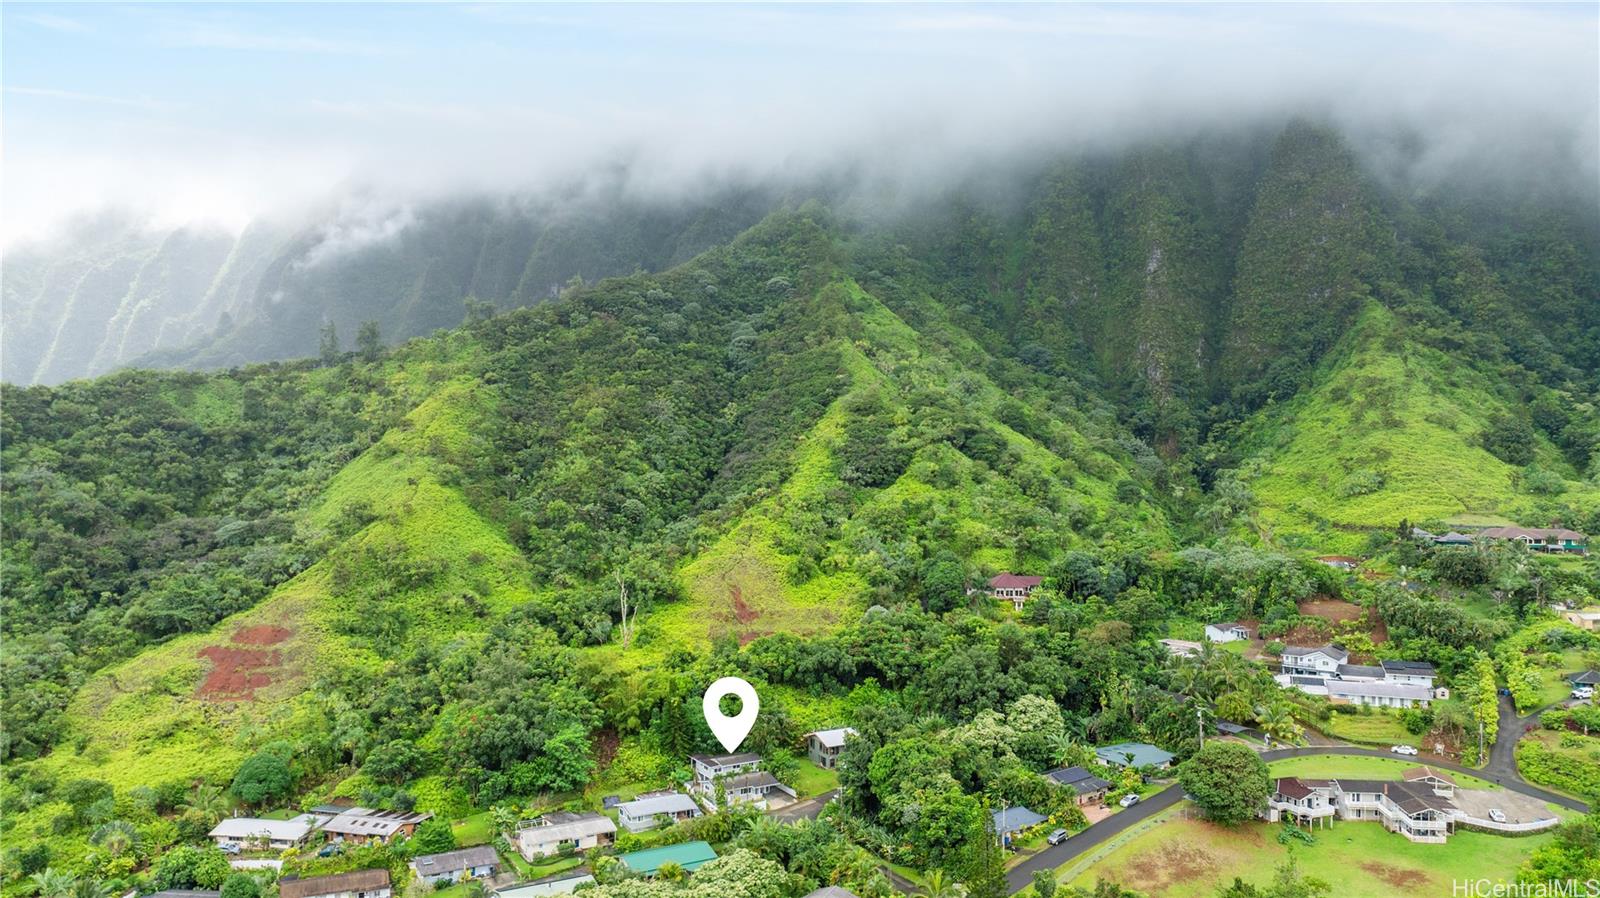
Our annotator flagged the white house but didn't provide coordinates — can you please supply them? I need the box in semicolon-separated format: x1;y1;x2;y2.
616;791;701;833
1280;644;1348;676
804;728;857;769
1381;660;1437;688
514;811;616;859
1204;622;1252;643
689;752;761;788
1327;679;1433;709
208;815;319;851
706;770;796;810
410;847;501;886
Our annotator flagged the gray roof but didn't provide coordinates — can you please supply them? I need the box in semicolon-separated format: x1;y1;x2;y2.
724;770;783;790
493;876;594;898
150;892;221;898
1327;680;1432;701
1282;644;1349;662
618;792;699;817
1381;660;1437;676
1568;670;1600;685
806;727;856;749
804;890;861;898
1044;766;1112;792
991;805;1047;834
209;814;318;841
1336;664;1386;680
689;751;760;767
517;811;616;845
1095;742;1175;767
1290;675;1327;687
413;846;501;875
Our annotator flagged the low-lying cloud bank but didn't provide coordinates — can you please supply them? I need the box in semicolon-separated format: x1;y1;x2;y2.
3;3;1595;246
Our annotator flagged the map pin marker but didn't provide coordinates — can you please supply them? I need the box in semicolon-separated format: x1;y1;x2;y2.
702;676;760;752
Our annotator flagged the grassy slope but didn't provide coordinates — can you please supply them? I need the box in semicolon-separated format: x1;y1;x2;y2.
1242;303;1598;553
635;278;1167;659
27;370;537;802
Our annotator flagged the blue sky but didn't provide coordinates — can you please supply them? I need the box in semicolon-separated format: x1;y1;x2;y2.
3;3;1596;243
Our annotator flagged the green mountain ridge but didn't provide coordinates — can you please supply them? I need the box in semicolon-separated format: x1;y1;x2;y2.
3;120;1598;885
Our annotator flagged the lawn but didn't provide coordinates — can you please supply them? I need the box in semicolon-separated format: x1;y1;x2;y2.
1267;755;1494;788
1063;808;1553;898
1529;650;1590;708
788;759;840;797
1318;711;1418;748
452;811;496;846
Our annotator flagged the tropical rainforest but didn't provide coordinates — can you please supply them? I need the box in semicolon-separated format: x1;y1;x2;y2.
3;120;1599;898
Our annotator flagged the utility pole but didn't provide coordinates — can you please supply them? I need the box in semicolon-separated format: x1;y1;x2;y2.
1197;708;1206;751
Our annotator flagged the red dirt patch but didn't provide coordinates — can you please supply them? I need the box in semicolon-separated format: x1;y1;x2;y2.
721;583;771;645
1299;598;1364;622
1360;861;1429;891
194;625;293;700
1126;842;1222;892
232;625;291;645
196;646;279;699
729;584;760;625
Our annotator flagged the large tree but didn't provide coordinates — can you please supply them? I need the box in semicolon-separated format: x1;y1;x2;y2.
1177;741;1270;825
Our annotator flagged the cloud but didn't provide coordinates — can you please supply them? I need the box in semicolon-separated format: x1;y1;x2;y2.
18;12;89;32
6;86;174;111
1;3;1594;246
293;200;417;270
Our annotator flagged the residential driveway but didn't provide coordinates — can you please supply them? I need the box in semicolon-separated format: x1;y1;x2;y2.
768;789;838;823
1453;788;1558;826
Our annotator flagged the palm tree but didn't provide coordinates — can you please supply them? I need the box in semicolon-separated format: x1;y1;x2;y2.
829;847;879;890
655;861;687;883
72;880;110;898
181;782;229;823
29;870;77;898
90;820;139;857
1256;703;1303;746
923;870;969;898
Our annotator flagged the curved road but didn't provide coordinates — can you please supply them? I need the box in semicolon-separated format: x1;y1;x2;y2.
1002;742;1589;895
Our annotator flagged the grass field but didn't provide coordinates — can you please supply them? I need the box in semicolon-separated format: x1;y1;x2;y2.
1318;711;1420;748
1064;808;1551;898
451;810;496;846
1266;755;1493;788
789;759;840;797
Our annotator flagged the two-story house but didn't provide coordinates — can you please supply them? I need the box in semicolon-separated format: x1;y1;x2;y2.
804;728;856;769
1279;644;1348;676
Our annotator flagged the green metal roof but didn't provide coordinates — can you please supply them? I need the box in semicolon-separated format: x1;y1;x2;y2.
616;840;718;875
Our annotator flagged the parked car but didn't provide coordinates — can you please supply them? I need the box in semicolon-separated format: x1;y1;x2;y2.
1573;687;1594;700
1047;829;1070;845
1488;809;1507;823
317;843;343;858
1119;793;1141;808
1390;745;1419;756
218;842;242;855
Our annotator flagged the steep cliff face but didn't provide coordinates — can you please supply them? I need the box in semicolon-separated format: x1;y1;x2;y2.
1220;122;1398;406
5;189;780;384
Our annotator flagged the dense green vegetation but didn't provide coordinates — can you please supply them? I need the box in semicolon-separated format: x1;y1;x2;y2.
2;119;1598;897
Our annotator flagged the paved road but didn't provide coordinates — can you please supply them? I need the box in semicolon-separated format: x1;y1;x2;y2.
1003;786;1184;893
1001;743;1590;895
